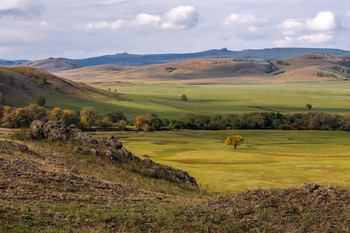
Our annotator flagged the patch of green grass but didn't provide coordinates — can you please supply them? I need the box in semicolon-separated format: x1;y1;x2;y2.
91;82;350;119
105;130;350;192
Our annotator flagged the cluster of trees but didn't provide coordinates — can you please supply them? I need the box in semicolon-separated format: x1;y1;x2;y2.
166;112;350;131
134;114;168;131
316;72;337;78
0;104;127;130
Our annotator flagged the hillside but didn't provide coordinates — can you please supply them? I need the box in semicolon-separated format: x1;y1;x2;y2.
20;58;83;73
56;54;350;84
68;47;350;67
0;66;123;107
0;59;29;67
1;125;350;232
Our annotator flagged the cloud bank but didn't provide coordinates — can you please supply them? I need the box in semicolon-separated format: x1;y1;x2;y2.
85;5;199;31
276;11;338;46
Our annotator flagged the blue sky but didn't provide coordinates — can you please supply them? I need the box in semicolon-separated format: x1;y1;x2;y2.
1;0;350;60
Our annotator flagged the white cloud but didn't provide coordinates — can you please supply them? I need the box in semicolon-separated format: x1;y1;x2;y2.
85;20;124;30
305;11;337;31
277;11;338;45
161;6;199;30
110;19;124;30
0;0;22;10
40;21;48;27
298;33;333;43
347;11;350;18
84;5;199;31
131;13;160;27
279;19;304;35
223;13;268;34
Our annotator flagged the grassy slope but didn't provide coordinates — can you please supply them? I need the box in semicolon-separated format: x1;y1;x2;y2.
96;130;350;192
0;66;124;109
56;55;346;84
1;136;350;232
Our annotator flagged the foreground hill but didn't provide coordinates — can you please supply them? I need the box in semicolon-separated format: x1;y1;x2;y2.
1;125;350;232
20;58;83;73
56;54;350;84
68;47;350;67
0;66;122;107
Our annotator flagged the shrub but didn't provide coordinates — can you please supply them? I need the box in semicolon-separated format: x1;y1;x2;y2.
35;95;46;106
181;94;188;101
165;67;177;72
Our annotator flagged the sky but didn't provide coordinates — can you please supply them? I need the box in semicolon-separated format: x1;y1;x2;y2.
1;0;350;60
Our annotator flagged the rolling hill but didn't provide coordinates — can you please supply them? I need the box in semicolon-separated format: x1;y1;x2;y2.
56;54;350;84
20;58;83;73
0;66;123;108
7;48;350;73
68;47;350;67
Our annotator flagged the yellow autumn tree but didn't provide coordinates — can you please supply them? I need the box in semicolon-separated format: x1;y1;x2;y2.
61;110;77;125
50;107;63;121
80;107;99;129
135;115;145;131
225;135;244;149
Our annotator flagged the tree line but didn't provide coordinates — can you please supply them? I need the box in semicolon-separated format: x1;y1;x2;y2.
0;104;127;130
1;104;350;132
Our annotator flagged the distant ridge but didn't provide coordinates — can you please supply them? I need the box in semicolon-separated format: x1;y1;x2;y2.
68;48;350;67
3;48;350;71
20;58;83;73
0;59;29;67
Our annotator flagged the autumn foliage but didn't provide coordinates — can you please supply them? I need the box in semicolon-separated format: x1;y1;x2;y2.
225;135;244;149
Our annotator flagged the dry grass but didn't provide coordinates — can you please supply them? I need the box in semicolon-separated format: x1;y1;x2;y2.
56;55;346;85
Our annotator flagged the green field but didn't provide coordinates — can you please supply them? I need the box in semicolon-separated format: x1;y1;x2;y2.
95;130;350;192
89;82;350;119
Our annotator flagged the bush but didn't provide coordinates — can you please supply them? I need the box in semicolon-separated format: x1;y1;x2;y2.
35;95;46;106
181;94;188;102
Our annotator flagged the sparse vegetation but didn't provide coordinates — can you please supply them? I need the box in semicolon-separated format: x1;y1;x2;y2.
316;72;337;78
273;70;285;75
265;60;279;73
35;94;46;106
275;60;290;65
306;104;312;111
50;84;59;91
165;66;177;72
307;55;322;59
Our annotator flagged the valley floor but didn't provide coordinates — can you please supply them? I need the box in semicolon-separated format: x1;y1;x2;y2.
93;129;350;192
1;134;350;232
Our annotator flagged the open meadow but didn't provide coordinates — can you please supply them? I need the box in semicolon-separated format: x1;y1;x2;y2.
89;81;350;119
92;129;350;192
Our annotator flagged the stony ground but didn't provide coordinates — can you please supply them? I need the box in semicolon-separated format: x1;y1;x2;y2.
0;134;350;232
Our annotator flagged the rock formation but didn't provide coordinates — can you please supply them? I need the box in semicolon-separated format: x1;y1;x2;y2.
27;120;198;187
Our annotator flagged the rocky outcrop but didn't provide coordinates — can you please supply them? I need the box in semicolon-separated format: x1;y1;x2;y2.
28;120;98;145
27;120;198;187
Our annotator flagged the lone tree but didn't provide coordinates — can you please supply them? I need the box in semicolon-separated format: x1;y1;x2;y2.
35;94;46;106
225;135;244;149
306;104;312;111
181;94;188;101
